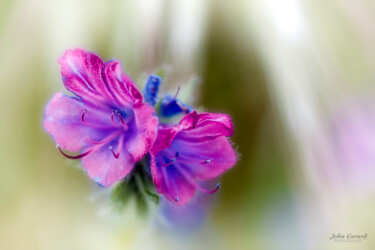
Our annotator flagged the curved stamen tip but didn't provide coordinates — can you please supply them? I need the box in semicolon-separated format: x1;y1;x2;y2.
197;182;220;194
81;109;87;123
111;111;115;124
110;148;120;159
174;197;179;202
57;146;93;160
210;183;221;194
161;159;174;167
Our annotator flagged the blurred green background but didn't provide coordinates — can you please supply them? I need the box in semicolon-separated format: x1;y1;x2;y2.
1;1;375;249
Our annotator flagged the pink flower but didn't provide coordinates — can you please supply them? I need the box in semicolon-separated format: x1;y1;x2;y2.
150;111;237;205
43;49;158;187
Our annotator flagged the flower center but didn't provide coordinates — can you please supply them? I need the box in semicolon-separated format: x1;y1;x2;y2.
57;108;130;160
111;110;128;130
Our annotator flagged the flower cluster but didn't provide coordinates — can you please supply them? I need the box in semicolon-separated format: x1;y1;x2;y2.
44;49;237;206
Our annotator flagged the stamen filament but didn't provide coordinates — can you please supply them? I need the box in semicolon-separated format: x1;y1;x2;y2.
173;86;181;100
110;146;119;158
174;163;220;194
116;110;128;129
165;157;213;166
86;130;122;145
111;110;128;130
166;86;181;106
175;101;190;113
161;158;175;167
81;109;113;129
111;112;115;125
57;145;94;159
161;166;177;203
58;130;124;160
110;134;124;159
81;109;87;123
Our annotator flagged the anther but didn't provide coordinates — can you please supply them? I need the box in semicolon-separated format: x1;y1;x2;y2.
86;130;122;145
203;159;211;164
175;151;180;158
174;197;179;202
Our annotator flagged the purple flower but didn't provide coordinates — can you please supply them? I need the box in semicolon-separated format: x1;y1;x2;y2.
43;49;158;187
150;111;237;205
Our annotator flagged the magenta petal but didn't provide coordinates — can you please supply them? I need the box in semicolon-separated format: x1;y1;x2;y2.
150;124;179;155
151;155;196;205
195;112;234;135
178;110;200;130
81;141;134;187
102;60;143;107
43;93;109;152
58;49;113;106
126;103;158;161
171;135;236;180
177;111;234;141
151;111;234;155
